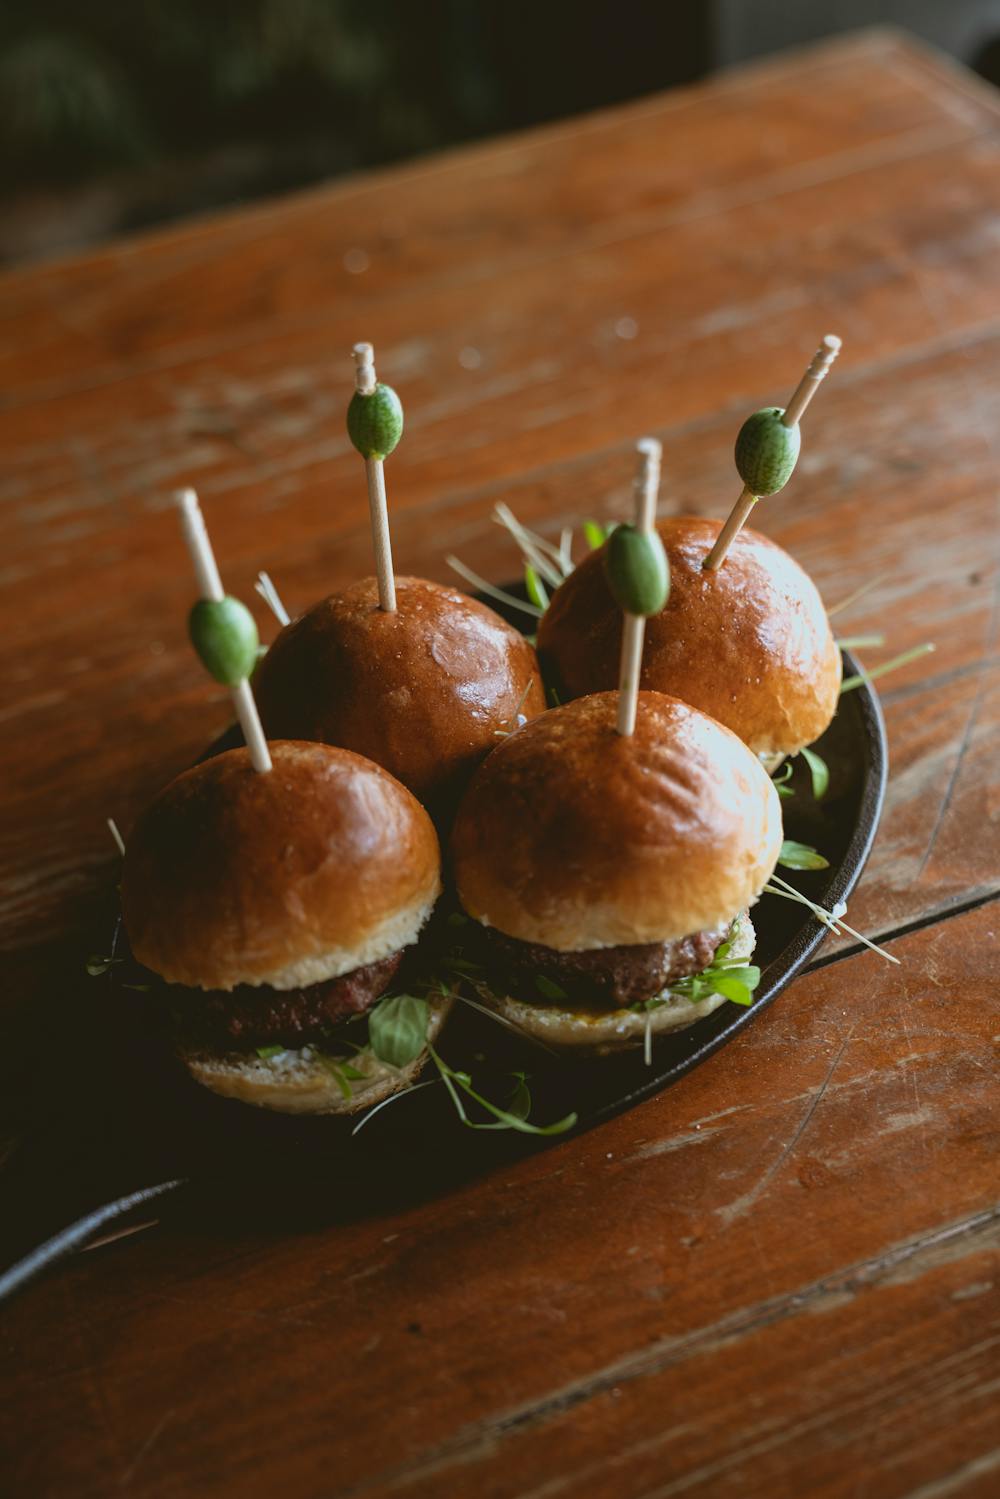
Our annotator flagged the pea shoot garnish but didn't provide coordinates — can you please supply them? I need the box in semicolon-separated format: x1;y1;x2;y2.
703;335;841;572
174;487;272;773
355;985;576;1137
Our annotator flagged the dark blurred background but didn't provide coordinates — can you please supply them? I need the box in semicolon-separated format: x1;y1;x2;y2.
3;0;999;265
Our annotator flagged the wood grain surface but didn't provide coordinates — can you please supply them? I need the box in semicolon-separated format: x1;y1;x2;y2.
1;28;998;1499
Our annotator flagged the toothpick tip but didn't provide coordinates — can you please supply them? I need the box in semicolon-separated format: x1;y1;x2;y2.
636;435;662;460
822;333;842;351
173;486;198;512
352;342;377;394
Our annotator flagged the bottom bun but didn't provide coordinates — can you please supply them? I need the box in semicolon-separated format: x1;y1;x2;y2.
482;914;756;1054
179;990;453;1115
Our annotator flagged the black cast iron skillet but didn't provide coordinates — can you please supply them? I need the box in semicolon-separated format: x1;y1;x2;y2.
0;616;886;1300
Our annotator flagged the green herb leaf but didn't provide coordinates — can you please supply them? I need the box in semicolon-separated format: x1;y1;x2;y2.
334;1062;368;1082
368;993;429;1068
317;1056;353;1100
524;565;549;611
799;746;830;800
506;1072;532;1122
429;1048;576;1136
779;839;830;871
256;1045;285;1060
772;762;795;799
711;975;756;1006
85;955;122;977
535;974;568;1001
583;520;607;551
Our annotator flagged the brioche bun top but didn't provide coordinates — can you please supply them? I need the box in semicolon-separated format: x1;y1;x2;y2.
451;691;782;951
254;577;545;815
122;741;441;992
538;518;841;756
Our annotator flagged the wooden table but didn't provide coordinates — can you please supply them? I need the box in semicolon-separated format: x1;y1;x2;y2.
2;28;999;1498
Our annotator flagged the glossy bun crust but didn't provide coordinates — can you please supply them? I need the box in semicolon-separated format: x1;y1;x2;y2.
254;577;546;814
122;742;441;992
451;691;782;951
538;518;841;756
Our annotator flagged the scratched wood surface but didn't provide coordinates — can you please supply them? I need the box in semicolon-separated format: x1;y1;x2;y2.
2;28;999;1499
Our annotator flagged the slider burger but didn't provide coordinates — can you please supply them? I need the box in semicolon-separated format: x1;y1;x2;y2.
121;741;447;1113
538;518;840;772
254;578;546;821
450;691;782;1051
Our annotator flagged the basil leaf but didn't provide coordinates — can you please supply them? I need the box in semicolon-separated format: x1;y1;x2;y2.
368;994;429;1068
256;1045;284;1060
799;746;830;800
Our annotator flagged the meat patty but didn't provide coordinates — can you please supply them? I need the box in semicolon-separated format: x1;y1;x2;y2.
167;949;404;1050
477;924;730;1009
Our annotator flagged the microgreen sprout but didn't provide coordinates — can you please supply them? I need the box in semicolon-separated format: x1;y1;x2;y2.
835;634;886;650
350;1078;441;1136
453;990;556;1050
317;1055;367;1100
524;565;549;612
428;1047;576;1136
254;571;290;627
636;929;762;1013
778;839;830;871
840;643;935;694
826;574;890;618
493;503;571;589
583;520;608;551
762;874;899;965
445;554;543;620
493;679;535;739
798;746;829;800
86;955;122;977
772;763;794;799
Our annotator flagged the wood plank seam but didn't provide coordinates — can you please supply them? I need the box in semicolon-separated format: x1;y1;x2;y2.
334;1204;1000;1496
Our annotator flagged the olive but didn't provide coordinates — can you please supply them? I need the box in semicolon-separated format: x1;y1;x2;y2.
189;596;259;685
734;407;800;495
347;382;404;460
604;524;670;616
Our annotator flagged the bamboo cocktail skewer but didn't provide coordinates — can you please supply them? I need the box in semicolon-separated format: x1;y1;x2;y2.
348;342;404;612
703;335;841;572
604;438;669;737
174;488;272;773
